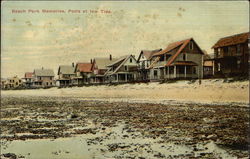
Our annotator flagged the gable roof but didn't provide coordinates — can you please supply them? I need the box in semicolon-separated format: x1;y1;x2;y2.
105;55;137;75
58;65;75;75
75;63;94;73
106;55;129;67
93;57;118;70
24;72;33;78
149;38;203;68
138;49;162;61
212;32;249;49
34;69;54;77
153;38;191;57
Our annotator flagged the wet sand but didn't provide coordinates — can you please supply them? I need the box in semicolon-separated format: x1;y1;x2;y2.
1;96;249;159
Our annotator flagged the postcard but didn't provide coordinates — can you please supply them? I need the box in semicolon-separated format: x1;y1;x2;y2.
1;1;249;159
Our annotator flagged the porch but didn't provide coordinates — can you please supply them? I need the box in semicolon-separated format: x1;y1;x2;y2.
90;75;105;84
151;61;198;80
107;72;135;83
57;79;71;87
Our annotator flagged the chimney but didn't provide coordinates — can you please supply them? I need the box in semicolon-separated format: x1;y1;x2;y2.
42;67;44;70
90;59;93;64
72;62;74;67
109;54;112;60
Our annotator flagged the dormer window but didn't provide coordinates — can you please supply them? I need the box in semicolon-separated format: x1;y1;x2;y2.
189;41;193;50
130;58;133;63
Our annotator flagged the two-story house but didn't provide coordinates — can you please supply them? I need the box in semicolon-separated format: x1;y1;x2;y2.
33;68;55;87
212;32;249;77
73;62;94;85
90;55;117;84
137;49;162;81
23;72;34;88
57;63;75;87
105;55;138;83
149;38;204;81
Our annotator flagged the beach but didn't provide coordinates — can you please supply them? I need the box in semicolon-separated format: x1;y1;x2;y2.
1;79;249;159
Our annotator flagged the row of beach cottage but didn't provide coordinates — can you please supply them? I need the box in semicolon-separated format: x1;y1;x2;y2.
1;32;249;89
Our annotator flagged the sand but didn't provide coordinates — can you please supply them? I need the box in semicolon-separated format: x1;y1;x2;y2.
2;79;248;105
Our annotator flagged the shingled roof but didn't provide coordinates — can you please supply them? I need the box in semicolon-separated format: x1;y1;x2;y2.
34;69;54;77
58;65;75;75
75;63;94;73
24;72;33;78
149;38;203;68
153;38;191;57
94;57;117;70
105;55;137;75
138;49;162;61
212;32;249;49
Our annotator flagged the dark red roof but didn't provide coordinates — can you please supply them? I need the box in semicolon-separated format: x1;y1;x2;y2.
212;32;249;49
75;63;93;73
24;72;33;78
153;38;191;57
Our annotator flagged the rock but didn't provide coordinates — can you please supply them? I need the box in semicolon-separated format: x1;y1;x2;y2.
154;152;165;158
2;153;17;159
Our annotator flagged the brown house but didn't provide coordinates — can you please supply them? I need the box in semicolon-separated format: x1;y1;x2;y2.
212;32;249;77
73;62;94;85
149;38;204;81
90;55;117;84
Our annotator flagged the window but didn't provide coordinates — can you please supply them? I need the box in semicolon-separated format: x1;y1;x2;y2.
154;70;158;77
236;44;241;54
50;77;53;80
159;55;164;61
183;54;186;61
179;66;185;74
125;66;128;71
189;41;193;50
218;48;221;57
218;63;221;71
223;47;228;55
237;59;241;69
130;58;133;63
193;67;196;74
50;82;52;85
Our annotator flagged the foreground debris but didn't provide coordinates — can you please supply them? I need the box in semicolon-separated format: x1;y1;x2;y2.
0;96;249;158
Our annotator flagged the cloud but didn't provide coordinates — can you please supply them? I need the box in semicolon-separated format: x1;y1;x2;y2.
2;57;12;61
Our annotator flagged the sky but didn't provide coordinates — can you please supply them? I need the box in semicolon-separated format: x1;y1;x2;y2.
1;1;249;78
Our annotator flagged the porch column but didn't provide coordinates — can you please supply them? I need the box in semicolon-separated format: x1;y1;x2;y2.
116;74;118;82
184;66;187;78
163;67;166;79
168;66;170;79
174;65;176;78
125;74;127;82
